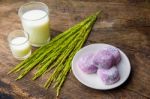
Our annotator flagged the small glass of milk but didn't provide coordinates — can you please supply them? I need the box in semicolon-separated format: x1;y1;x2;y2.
18;2;50;47
8;30;31;60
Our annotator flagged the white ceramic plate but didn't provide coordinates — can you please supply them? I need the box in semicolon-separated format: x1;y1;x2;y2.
72;43;131;90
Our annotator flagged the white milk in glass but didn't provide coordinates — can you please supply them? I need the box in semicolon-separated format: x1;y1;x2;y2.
10;37;31;59
22;10;50;47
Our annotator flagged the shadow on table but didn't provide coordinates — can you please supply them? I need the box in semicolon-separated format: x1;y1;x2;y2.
0;93;14;99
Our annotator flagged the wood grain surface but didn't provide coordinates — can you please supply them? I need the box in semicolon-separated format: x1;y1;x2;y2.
0;0;150;99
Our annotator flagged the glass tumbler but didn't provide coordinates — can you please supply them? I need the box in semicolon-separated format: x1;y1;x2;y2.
18;2;50;47
8;30;31;60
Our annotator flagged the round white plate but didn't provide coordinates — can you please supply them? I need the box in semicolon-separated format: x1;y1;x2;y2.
72;43;131;90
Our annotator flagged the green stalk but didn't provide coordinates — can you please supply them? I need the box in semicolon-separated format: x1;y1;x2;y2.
14;30;79;73
32;15;97;80
53;12;99;95
8;14;93;74
43;26;88;87
45;20;95;90
55;28;92;96
8;11;101;97
43;20;94;73
32;31;81;80
17;32;78;80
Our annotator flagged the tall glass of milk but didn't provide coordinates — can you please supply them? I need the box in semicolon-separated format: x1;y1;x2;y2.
18;2;50;47
8;30;31;60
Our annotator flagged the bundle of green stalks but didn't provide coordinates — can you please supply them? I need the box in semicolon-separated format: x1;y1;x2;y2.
8;11;101;96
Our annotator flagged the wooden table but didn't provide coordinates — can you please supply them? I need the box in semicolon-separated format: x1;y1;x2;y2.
0;0;150;99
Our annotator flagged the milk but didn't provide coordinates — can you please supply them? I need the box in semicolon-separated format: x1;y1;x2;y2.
22;10;50;47
10;37;31;59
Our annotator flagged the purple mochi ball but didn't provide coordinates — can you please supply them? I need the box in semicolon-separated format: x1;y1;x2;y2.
103;46;121;65
93;50;114;69
77;53;98;74
97;66;120;85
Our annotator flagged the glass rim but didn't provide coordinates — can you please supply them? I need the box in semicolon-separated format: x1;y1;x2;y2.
8;30;29;46
18;1;49;21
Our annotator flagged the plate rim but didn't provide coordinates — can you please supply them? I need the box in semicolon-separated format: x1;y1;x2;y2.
71;43;131;90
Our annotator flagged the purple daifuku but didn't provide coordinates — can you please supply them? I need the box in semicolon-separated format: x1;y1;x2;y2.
77;53;98;74
103;45;121;65
93;50;114;69
97;66;120;85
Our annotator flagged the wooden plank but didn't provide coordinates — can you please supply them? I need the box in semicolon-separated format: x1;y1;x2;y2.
0;0;150;99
